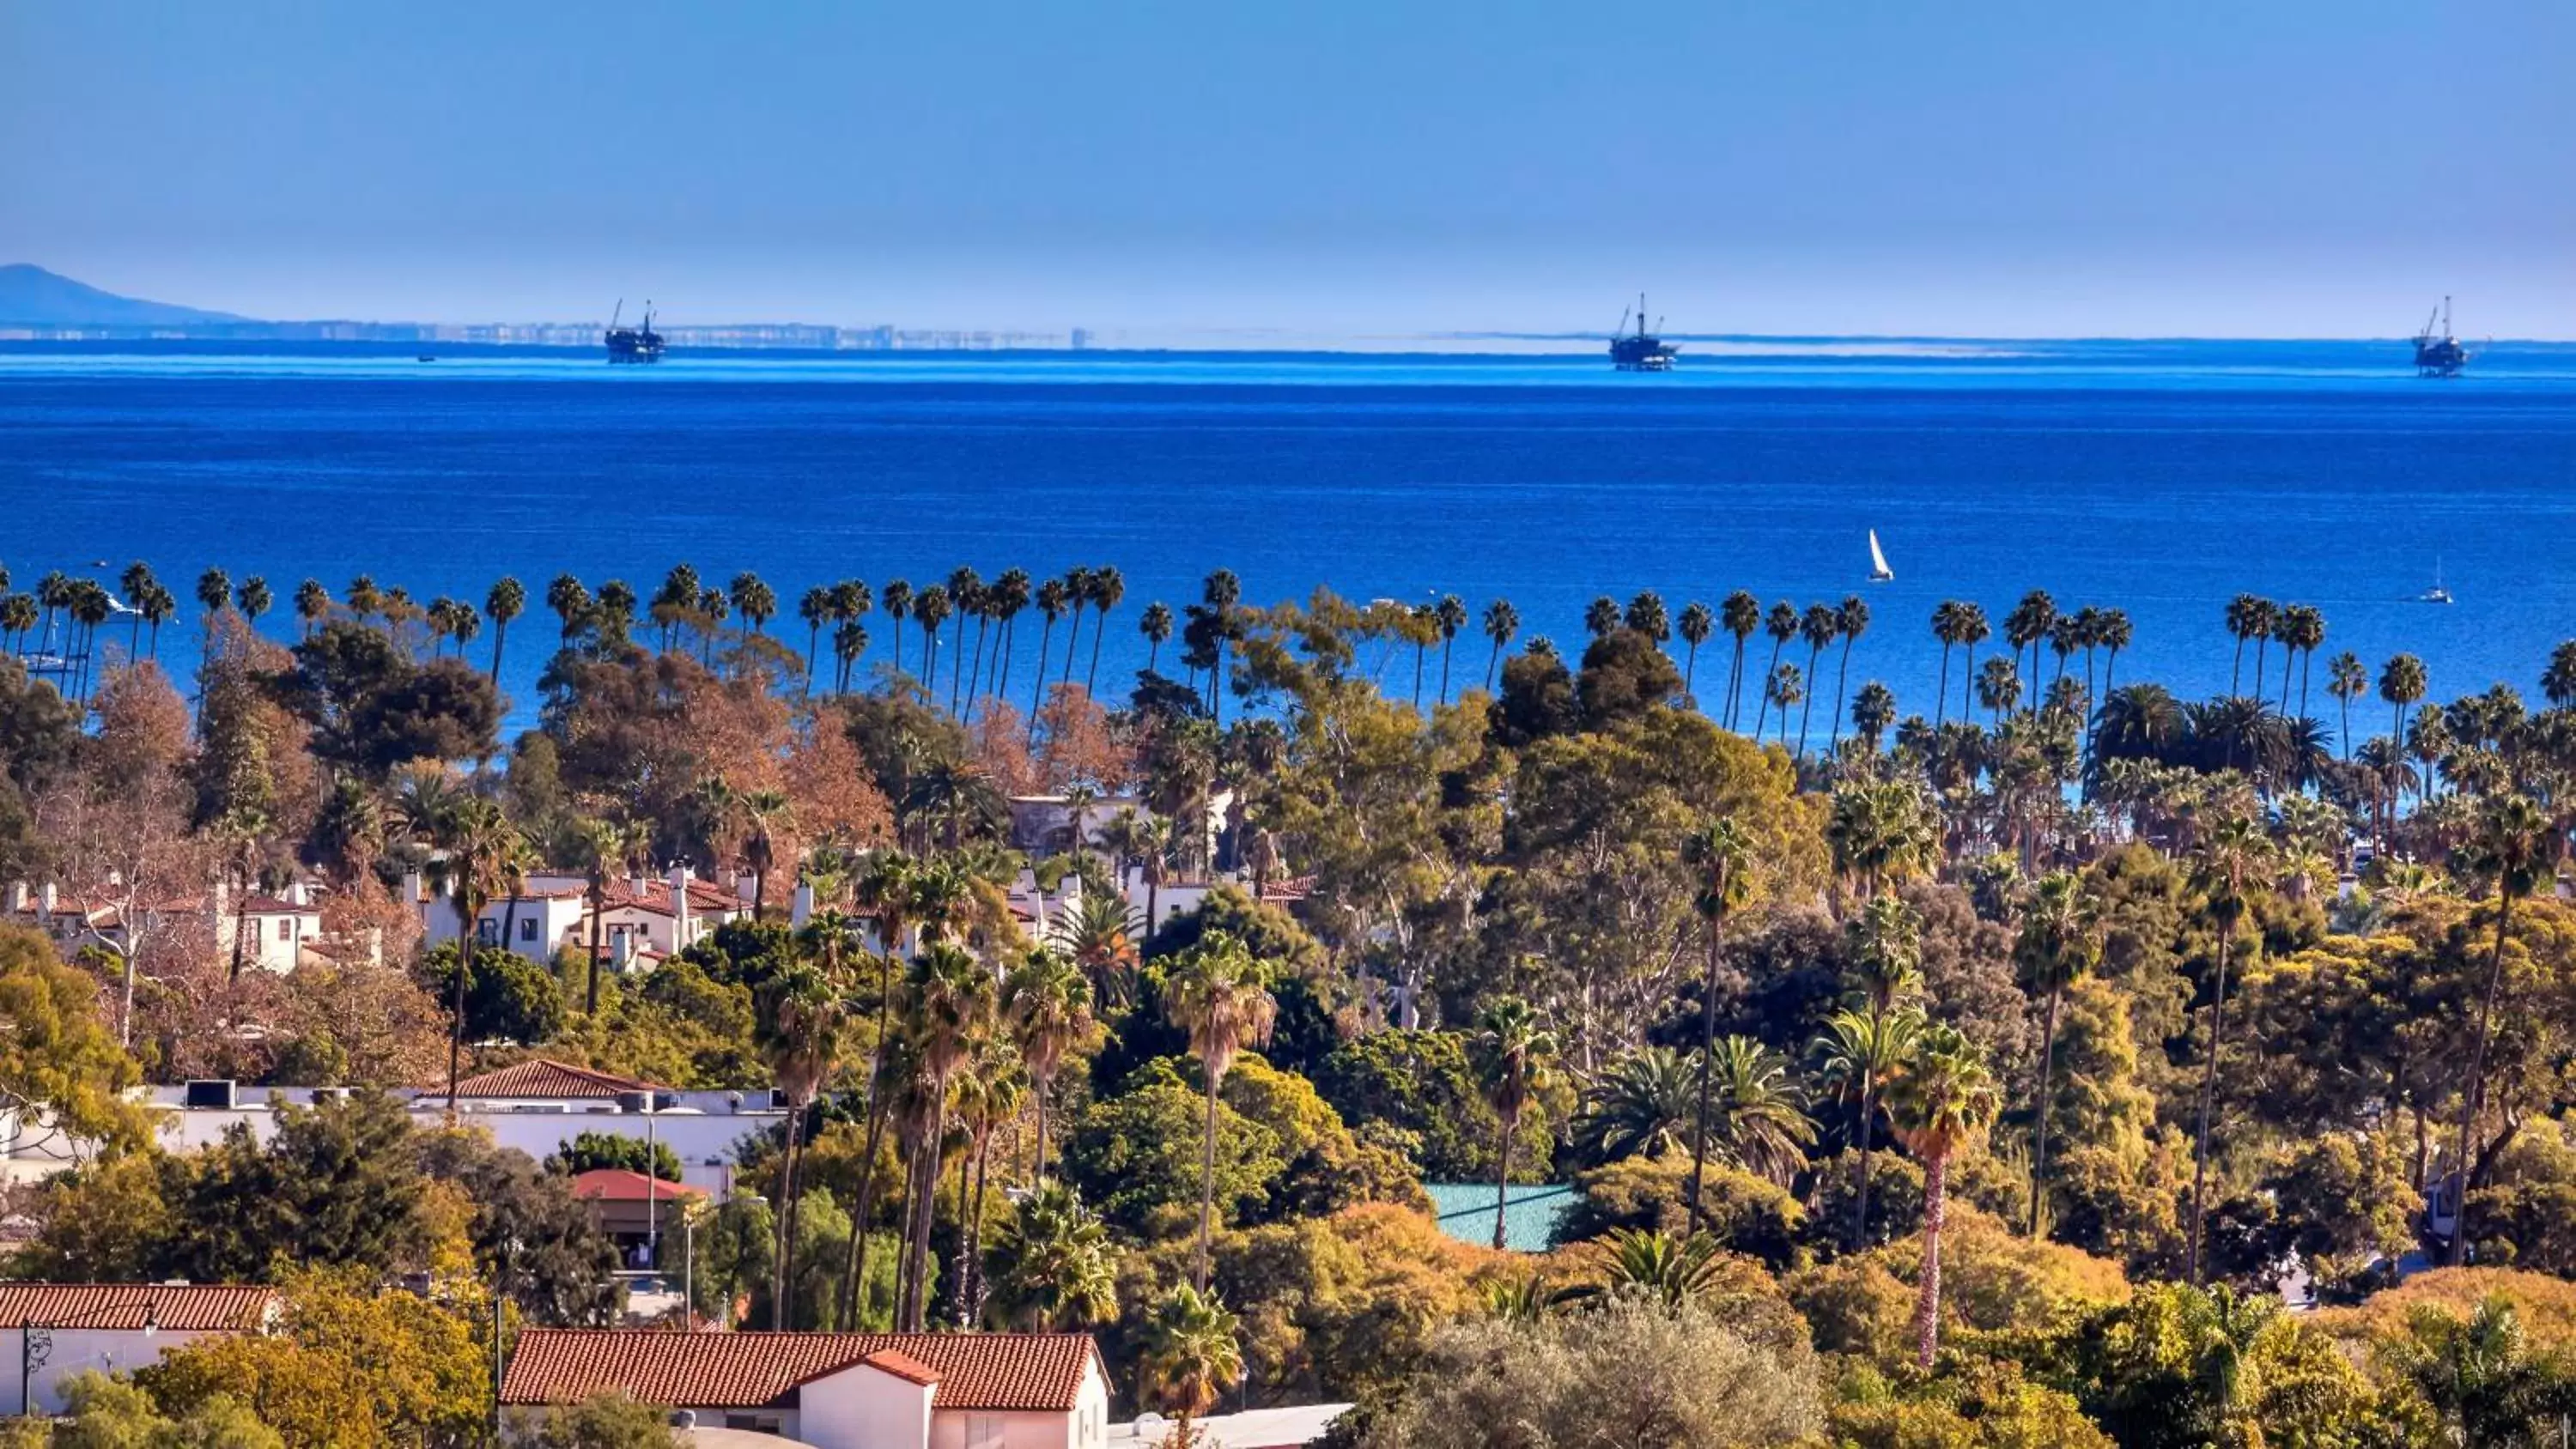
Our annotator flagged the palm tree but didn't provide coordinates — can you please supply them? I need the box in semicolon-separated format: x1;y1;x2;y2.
485;576;526;682
1573;1047;1698;1164
1201;569;1242;722
1765;664;1805;750
911;585;951;694
987;1185;1119;1331
1049;888;1145;1009
738;788;792;921
137;584;175;659
545;574;591;641
1140;601;1175;675
1751;602;1798;738
1072;565;1119;695
881;579;913;676
1028;576;1067;723
1433;594;1467;704
1887;1021;2002;1370
732;571;778;649
1702;1036;1815;1188
2004;590;2057;691
2224;594;2263;693
1720;591;1761;730
948;1039;1025;1324
943;567;984;712
1137;1285;1244;1448
574;816;631;1016
290;578;330;640
2445;792;2555;1266
1850;682;1898;754
193;568;231;641
2185;811;2270;1283
1003;947;1095;1185
983;568;1027;699
896;943;996;1331
1818;1005;1925;1252
2544;640;2576;709
1165;931;1277;1289
759;953;854;1326
2096;608;2134;697
1827;779;1940;898
796;586;831;691
1930;601;1964;726
1953;602;1991;722
1572;1228;1736;1310
1796;603;1838;756
1976;656;2021;723
411;792;517;1116
2016;870;2099;1235
1473;997;1556;1252
235;575;275;635
2245;597;2280;693
1480;598;1520;689
1675;601;1714;700
1831;595;1870;747
1681;816;1751;1219
2380;652;2429;747
1583;596;1621;640
2279;603;2324;717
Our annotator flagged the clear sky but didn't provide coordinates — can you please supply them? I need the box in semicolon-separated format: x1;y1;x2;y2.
3;1;2570;337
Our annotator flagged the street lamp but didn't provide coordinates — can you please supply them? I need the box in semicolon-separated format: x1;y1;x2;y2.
21;1304;155;1417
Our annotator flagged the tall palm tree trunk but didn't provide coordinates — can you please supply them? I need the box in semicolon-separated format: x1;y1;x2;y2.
771;1119;804;1327
1915;1152;1949;1370
2446;892;2517;1266
1492;1109;1516;1252
903;1083;951;1331
2187;931;2233;1284
1086;616;1109;696
1196;1066;1221;1289
1686;925;1720;1225
2029;984;2063;1237
1851;1082;1875;1251
1832;640;1855;747
1934;648;1952;727
586;884;605;1016
1028;622;1055;737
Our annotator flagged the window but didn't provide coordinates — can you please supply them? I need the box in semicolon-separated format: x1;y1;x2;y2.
477;919;500;944
276;919;293;941
518;917;538;942
963;1416;1004;1449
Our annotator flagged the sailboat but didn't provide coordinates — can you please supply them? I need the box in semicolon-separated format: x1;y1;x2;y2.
1868;530;1895;583
2415;559;2453;605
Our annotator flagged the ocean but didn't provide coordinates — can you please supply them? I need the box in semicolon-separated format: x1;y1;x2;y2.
3;338;2573;743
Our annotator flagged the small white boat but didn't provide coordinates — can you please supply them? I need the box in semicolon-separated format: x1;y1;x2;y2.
1868;530;1895;583
2415;559;2453;605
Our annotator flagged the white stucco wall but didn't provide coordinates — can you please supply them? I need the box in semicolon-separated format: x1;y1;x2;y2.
801;1362;937;1449
3;1327;223;1416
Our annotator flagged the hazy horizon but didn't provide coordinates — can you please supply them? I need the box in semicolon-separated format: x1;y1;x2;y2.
5;2;2571;340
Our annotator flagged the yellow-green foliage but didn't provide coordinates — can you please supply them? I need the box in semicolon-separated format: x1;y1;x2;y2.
1552;1155;1805;1268
1792;1204;2129;1363
2315;1267;2576;1350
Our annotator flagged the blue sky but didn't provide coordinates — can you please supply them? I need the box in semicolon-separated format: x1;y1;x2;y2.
3;1;2570;336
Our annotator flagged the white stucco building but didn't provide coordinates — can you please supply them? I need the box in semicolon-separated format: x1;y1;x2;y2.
0;1283;280;1416
502;1329;1111;1449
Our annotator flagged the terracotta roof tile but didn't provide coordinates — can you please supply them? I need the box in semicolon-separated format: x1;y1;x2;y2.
859;1349;941;1388
0;1283;276;1331
450;1058;664;1099
570;1170;706;1203
501;1330;1100;1413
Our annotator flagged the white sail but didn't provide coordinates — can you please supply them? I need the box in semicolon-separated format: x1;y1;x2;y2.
1868;530;1893;580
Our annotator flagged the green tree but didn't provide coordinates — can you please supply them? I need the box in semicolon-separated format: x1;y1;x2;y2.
1137;1285;1245;1447
1682;816;1753;1221
2016;870;2100;1235
1003;948;1097;1184
2445;792;2557;1265
1471;997;1556;1251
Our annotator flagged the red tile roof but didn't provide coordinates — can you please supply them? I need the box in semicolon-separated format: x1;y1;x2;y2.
501;1330;1101;1413
570;1169;706;1203
0;1283;276;1331
860;1349;941;1388
450;1058;665;1099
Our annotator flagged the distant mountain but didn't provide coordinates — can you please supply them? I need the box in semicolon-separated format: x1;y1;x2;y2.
0;264;248;325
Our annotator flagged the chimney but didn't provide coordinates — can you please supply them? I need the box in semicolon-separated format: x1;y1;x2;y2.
790;881;814;929
39;882;58;917
668;864;693;948
284;880;309;907
5;882;25;913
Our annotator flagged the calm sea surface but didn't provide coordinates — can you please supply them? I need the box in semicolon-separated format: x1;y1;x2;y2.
3;339;2573;740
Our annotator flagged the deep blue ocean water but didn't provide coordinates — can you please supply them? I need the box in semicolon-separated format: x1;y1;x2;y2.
3;338;2573;743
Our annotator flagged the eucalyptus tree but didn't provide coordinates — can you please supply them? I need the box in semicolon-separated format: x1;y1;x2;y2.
2445;792;2556;1265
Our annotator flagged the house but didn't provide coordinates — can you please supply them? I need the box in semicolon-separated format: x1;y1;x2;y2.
571;1169;708;1261
115;1061;781;1201
4;879;327;976
414;866;753;966
502;1328;1112;1449
0;1283;280;1416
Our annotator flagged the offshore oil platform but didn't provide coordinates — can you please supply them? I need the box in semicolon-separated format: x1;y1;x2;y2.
2412;297;2468;378
1609;294;1677;372
605;300;665;364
